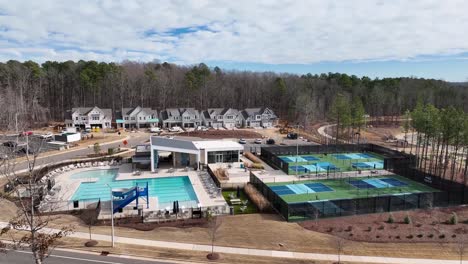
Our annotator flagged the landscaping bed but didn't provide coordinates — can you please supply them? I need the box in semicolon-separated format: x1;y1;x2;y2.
301;206;468;243
222;189;258;214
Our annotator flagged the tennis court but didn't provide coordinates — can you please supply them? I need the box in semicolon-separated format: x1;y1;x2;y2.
270;182;333;195
267;174;437;203
278;152;384;175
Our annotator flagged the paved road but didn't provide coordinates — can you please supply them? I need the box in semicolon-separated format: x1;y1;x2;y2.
0;249;177;264
12;133;150;172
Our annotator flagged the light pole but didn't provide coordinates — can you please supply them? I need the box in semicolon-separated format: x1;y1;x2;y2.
292;124;304;178
106;184;115;247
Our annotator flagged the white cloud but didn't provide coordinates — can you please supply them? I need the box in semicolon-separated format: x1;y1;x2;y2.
0;0;467;64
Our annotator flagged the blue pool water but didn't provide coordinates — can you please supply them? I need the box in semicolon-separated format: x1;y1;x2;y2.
70;169;198;206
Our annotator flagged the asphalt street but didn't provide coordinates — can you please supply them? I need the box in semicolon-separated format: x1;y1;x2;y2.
10;132;317;172
0;249;176;264
11;133;150;172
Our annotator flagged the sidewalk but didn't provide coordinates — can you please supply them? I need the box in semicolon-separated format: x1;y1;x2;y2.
0;222;465;264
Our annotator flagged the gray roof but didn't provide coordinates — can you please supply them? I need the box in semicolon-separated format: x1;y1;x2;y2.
122;106;158;117
136;144;151;153
70;107;112;119
151;136;199;151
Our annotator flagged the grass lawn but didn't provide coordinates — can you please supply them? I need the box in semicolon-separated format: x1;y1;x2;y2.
222;190;258;214
267;174;439;203
280;152;385;174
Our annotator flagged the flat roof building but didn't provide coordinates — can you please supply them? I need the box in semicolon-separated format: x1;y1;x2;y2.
150;136;244;172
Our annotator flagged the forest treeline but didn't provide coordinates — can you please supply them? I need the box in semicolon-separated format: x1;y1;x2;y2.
0;60;467;129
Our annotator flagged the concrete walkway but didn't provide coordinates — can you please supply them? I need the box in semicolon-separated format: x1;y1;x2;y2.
1;222;465;264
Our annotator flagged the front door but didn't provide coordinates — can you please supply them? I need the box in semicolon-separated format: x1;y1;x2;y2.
215;154;223;163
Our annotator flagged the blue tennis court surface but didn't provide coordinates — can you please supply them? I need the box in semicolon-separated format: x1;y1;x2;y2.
334;153;376;160
270;182;334;196
304;183;334;192
352;161;384;169
280;156;308;163
290;162;339;173
316;162;339;171
348;178;408;189
380;178;407;187
302;156;320;161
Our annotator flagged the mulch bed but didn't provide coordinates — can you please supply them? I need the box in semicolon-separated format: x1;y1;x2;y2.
178;129;262;139
96;217;208;231
300;206;468;243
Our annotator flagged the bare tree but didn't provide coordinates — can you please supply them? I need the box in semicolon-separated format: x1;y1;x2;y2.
0;132;72;264
455;237;467;264
206;209;223;260
332;236;346;264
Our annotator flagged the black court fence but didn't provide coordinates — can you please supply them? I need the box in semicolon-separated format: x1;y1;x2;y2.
253;144;468;221
260;143;416;174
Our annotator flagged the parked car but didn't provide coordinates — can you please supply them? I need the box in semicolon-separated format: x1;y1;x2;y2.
266;138;275;145
3;141;18;148
238;138;247;144
168;126;182;132
287;132;298;139
196;126;209;131
254;138;262;144
20;131;33;136
150;127;162;133
39;133;53;140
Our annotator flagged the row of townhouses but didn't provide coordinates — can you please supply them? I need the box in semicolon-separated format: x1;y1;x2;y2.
64;106;278;129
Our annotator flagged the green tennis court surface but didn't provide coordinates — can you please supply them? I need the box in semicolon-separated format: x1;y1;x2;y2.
267;174;438;203
278;152;385;175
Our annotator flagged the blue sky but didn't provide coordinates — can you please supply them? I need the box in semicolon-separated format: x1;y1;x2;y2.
0;0;467;81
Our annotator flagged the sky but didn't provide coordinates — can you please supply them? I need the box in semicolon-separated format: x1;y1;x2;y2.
0;0;468;81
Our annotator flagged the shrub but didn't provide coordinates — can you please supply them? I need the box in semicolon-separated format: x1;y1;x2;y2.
107;148;114;155
244;183;271;212
213;168;229;181
250;163;264;169
244;152;262;163
387;213;395;223
449;212;458;225
439;234;445;239
406;235;413;239
93;142;101;155
404;214;412;224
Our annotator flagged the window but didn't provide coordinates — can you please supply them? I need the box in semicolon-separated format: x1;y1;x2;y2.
139;117;142;120
131;117;135;120
184;116;190;120
75;117;78;120
217;115;223;120
207;150;239;163
144;116;146;120
124;117;129;120
226;115;233;119
73;200;79;208
91;114;100;121
256;115;261;120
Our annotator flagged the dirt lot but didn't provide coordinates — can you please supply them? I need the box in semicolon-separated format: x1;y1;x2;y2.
178;129;262;139
31;212;468;259
301;206;468;244
1;196;467;260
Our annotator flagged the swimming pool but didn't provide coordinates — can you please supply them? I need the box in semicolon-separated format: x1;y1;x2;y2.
70;169;198;207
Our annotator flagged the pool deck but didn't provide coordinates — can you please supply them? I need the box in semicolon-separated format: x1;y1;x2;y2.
42;164;227;214
115;164;227;208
